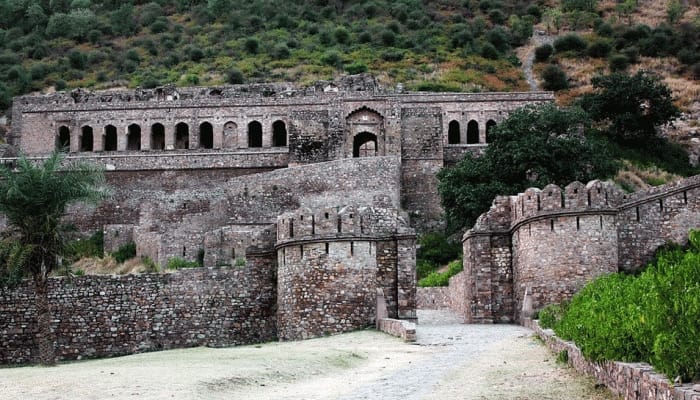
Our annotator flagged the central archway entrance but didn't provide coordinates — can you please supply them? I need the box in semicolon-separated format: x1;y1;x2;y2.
353;132;377;158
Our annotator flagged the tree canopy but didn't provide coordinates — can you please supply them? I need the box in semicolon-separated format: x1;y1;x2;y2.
579;71;680;145
0;151;109;365
438;103;617;233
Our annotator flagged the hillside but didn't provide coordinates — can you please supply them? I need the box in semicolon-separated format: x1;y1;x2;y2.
0;0;543;116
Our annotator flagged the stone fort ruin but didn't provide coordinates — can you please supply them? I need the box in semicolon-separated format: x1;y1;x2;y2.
1;74;568;362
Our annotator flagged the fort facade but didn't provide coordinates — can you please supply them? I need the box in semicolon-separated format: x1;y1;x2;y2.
418;176;700;323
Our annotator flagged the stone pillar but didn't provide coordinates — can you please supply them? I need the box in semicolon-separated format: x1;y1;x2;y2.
479;121;487;144
397;238;417;321
192;122;200;150
165;124;175;150
94;130;104;152
140;126;149;150
70;125;79;153
117;126;127;151
213;123;223;149
461;119;468;144
262;119;271;148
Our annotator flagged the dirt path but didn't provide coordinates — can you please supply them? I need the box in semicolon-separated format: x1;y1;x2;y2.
0;311;616;400
518;31;555;91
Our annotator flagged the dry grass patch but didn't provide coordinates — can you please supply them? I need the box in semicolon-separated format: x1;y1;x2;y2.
614;160;682;192
70;256;159;275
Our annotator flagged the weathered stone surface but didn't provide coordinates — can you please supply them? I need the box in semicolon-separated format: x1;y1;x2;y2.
453;176;700;323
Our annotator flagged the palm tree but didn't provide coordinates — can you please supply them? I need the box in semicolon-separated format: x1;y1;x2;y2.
0;151;109;365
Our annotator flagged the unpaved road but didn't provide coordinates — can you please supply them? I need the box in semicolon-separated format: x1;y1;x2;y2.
0;311;616;400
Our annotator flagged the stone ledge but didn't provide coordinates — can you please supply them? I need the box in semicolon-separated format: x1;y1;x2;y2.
377;318;416;342
524;318;700;400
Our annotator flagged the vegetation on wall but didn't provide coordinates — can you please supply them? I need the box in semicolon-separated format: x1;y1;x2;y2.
538;229;700;382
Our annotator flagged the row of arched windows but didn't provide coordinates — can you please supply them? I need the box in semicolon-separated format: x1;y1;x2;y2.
56;120;289;152
447;119;497;145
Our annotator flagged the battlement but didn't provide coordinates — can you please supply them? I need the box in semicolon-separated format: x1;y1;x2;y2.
276;205;412;246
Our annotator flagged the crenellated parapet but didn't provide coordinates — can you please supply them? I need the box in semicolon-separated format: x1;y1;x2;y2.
276;205;416;341
459;175;700;324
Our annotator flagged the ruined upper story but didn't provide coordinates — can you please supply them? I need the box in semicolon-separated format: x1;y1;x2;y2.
9;74;554;167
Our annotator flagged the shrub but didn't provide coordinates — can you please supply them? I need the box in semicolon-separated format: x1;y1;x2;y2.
320;50;342;67
417;260;463;287
345;62;368;75
380;29;396;46
587;39;612;58
227;68;244;84
537;302;568;329
166;257;200;270
555;230;700;381
609;54;630;72
141;256;159;273
333;26;350;44
480;42;499;60
244;37;259;54
65;231;104;263
417;232;462;266
67;49;87;69
112;242;136;263
553;33;587;54
271;44;291;60
541;64;568;90
534;44;553;62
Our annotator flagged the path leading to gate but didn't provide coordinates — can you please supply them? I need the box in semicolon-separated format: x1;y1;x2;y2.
0;310;616;400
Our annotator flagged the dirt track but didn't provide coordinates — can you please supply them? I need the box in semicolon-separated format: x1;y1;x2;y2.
0;311;616;400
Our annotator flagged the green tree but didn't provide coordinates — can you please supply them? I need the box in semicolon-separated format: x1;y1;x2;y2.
541;64;569;90
579;71;680;144
0;152;109;365
438;104;616;232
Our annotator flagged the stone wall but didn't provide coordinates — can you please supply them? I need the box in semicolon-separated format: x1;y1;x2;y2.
447;175;700;323
525;319;700;400
275;206;416;341
0;260;277;364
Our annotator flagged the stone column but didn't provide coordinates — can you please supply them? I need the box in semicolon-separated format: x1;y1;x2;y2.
262;119;271;148
213;123;223;149
94;130;104;152
117;126;127;151
141;126;149;150
165;124;175;150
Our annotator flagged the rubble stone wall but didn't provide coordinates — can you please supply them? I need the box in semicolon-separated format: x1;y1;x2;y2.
0;257;277;364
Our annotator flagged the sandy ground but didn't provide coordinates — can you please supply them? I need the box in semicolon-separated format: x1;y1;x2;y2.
0;311;618;400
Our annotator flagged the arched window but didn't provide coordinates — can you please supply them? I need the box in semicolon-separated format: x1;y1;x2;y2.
486;120;497;143
272;120;287;147
57;126;71;151
127;124;141;151
104;125;117;151
175;122;189;150
448;120;460;144
151;123;165;150
199;122;213;149
248;121;262;148
467;120;479;144
353;132;377;158
80;126;93;152
223;121;237;149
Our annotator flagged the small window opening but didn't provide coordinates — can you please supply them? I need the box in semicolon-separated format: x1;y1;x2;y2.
311;215;315;235
576;217;580;231
528;224;531;236
636;207;640;222
659;199;663;211
289;219;294;238
350;241;354;256
550;219;554;231
182;246;186;257
300;245;304;258
684;191;688;204
599;215;603;228
537;195;541;211
325;243;329;254
587;192;591;206
325;212;329;219
337;217;342;233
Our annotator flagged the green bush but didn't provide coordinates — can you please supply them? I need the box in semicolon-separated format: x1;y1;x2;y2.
541;64;568;91
345;62;368;75
417;232;462;266
534;44;553;62
553;33;587;54
166;257;200;270
587;39;612;58
227;68;244;84
537;302;567;329
112;242;136;263
417;260;463;287
609;54;630;72
64;231;104;263
554;230;700;381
